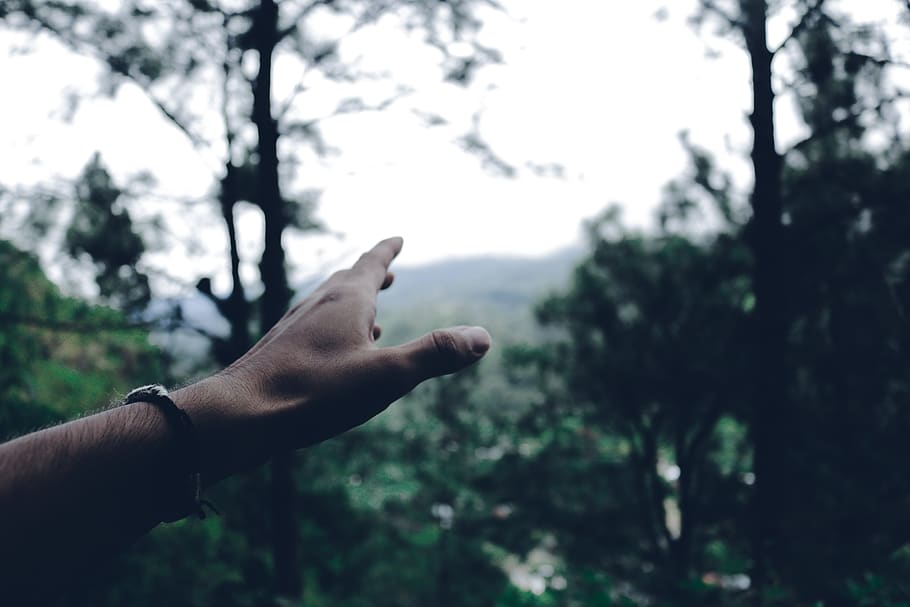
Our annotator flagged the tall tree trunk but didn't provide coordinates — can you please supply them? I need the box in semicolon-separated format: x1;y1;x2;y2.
251;0;299;601
740;0;787;602
220;165;253;363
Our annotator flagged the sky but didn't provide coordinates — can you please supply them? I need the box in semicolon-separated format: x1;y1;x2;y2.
0;0;906;294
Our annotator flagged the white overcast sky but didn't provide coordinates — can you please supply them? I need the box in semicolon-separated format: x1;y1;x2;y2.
0;0;906;293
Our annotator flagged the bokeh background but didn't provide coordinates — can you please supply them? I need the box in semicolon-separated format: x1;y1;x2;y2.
3;1;910;605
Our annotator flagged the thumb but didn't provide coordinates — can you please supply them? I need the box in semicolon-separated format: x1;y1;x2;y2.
391;325;492;388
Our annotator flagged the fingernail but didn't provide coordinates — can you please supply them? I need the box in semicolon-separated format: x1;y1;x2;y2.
461;326;491;356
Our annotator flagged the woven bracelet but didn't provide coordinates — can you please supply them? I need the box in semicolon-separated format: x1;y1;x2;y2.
122;384;218;521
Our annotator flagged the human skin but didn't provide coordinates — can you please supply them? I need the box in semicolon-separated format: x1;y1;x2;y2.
0;237;491;599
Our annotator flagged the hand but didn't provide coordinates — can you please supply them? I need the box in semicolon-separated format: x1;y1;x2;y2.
0;237;489;593
177;237;491;478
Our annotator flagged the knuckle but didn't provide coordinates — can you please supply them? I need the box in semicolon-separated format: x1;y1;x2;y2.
315;277;362;307
430;329;461;360
359;250;384;268
316;286;347;306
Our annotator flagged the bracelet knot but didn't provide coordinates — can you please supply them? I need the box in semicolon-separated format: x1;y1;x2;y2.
122;384;218;522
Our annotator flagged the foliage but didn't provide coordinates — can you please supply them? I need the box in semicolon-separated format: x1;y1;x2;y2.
498;207;755;605
2;0;511;600
6;1;910;606
2;0;507;354
0;240;164;442
65;152;152;314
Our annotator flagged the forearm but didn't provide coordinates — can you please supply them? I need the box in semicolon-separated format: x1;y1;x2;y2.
0;237;490;599
0;377;264;596
0;401;181;595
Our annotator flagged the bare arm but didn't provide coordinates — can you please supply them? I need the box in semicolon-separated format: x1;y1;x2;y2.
0;237;491;598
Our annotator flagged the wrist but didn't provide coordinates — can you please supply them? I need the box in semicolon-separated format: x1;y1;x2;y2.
169;375;268;484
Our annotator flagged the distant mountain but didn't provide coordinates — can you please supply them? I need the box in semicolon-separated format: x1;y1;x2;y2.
381;247;582;306
375;247;583;347
156;247;584;375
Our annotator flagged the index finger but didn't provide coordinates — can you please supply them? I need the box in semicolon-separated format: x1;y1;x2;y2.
350;236;404;290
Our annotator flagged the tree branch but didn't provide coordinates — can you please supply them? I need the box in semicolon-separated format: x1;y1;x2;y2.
626;423;668;562
144;92;209;152
0;312;147;334
17;5;218;174
773;0;827;55
845;51;910;71
281;89;410;155
784;90;908;155
275;14;374;121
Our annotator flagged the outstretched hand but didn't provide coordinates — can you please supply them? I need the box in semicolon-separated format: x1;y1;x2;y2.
0;237;490;597
180;237;491;476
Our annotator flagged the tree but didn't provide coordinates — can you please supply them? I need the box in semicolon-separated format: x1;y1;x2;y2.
501;203;754;605
3;0;507;600
65;153;153;316
763;7;910;601
290;365;516;607
490;4;910;603
688;1;910;601
0;239;165;440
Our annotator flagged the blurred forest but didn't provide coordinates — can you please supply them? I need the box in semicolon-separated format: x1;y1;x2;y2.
3;0;910;606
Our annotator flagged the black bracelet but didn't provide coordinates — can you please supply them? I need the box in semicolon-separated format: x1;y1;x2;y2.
122;384;218;521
